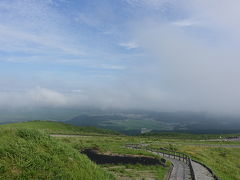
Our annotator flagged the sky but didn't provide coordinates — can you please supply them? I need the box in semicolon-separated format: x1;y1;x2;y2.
1;0;240;115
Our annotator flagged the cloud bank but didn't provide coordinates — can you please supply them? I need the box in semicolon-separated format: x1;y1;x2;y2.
1;0;240;116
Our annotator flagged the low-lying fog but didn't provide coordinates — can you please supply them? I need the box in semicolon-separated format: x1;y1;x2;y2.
1;0;240;118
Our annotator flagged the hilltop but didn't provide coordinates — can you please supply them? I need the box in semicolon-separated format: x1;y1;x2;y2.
0;128;114;180
1;120;239;180
0;121;169;180
0;120;119;136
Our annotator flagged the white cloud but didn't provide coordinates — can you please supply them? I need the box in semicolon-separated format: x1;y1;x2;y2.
75;13;100;27
119;42;139;49
124;0;170;7
100;64;127;70
131;7;240;115
0;25;85;56
1;0;240;116
0;0;88;65
29;88;68;106
172;19;200;27
0;88;68;108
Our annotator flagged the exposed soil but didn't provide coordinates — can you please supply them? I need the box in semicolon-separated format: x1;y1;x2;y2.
81;149;165;165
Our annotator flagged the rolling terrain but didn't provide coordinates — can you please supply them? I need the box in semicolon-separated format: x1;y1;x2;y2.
1;109;240;135
0;128;114;180
66;111;240;135
1;121;240;179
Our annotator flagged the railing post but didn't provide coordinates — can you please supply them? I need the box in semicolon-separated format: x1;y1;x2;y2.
189;158;196;180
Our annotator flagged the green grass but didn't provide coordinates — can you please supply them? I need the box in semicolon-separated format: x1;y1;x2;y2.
55;135;171;180
0;128;114;180
0;121;170;179
101;164;168;180
0;120;119;135
145;139;240;180
178;146;240;180
53;131;240;180
141;132;240;140
2;120;239;180
101;119;174;131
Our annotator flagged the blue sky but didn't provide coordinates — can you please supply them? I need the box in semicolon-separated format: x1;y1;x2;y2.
1;0;240;115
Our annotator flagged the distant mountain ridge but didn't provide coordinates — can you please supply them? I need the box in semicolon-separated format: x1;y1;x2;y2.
65;112;240;135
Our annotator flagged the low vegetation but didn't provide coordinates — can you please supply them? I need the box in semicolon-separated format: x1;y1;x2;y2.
1;120;119;135
0;128;114;180
142;138;240;180
141;132;240;140
1;121;239;180
101;164;168;180
180;146;240;180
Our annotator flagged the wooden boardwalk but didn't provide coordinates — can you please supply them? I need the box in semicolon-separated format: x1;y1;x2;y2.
192;161;214;180
150;151;191;180
127;144;216;180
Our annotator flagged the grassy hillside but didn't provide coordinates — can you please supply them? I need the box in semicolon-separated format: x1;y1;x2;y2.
1;120;238;179
55;134;170;179
0;121;169;180
0;128;114;180
0;120;119;135
181;146;240;180
143;138;240;180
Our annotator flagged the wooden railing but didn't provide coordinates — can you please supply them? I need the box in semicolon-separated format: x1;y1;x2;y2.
147;148;196;180
164;162;174;180
126;144;222;180
126;144;196;180
192;159;220;180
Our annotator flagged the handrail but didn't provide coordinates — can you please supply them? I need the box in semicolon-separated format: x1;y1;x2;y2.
164;163;174;180
192;159;220;180
188;158;196;180
126;144;197;180
126;144;221;180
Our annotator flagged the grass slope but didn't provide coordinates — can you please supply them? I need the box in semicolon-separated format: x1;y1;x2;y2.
0;128;114;180
146;139;240;180
180;146;240;180
0;120;119;135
